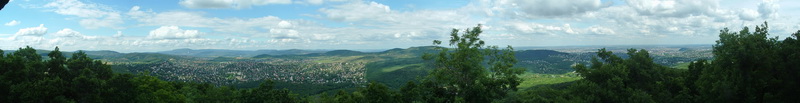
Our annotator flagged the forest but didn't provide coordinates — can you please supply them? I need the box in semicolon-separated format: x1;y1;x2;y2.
1;23;799;102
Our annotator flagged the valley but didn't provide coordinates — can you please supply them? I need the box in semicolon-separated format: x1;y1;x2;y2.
26;45;712;95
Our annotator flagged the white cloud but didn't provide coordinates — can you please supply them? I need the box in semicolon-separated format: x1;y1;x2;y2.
624;0;721;18
4;20;20;26
43;0;124;29
739;9;759;21
490;0;610;18
587;26;616;35
179;0;293;9
133;11;218;27
178;0;231;9
306;0;324;5
277;20;293;29
758;0;779;19
269;28;300;39
80;13;124;29
54;28;82;37
44;0;111;18
316;1;474;34
127;6;149;19
506;22;577;35
15;24;48;37
122;1;468;48
319;1;391;22
147;26;201;39
54;28;96;39
311;34;334;40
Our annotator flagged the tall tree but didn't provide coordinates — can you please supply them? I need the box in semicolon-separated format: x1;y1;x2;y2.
46;47;69;78
423;24;524;102
696;22;800;102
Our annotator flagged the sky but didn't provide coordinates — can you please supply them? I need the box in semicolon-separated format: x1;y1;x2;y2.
1;0;799;52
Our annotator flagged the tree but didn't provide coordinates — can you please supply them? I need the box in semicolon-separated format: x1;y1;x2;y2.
46;47;69;78
399;81;421;102
362;82;397;103
567;48;688;102
131;73;185;103
695;22;800;102
423;24;524;102
241;80;299;103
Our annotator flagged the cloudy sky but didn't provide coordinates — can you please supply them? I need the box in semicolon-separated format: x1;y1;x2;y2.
1;0;798;52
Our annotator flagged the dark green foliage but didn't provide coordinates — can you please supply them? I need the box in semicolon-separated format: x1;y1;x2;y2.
240;80;300;103
564;48;683;102
0;46;299;103
515;22;800;103
362;82;398;103
693;22;800;102
421;24;524;102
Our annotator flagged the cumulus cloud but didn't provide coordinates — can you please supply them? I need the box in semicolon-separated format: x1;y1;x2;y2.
392;31;440;40
493;0;610;18
4;20;20;26
269;28;300;39
128;7;288;36
43;0;123;29
15;24;48;37
739;9;759;21
122;1;470;48
179;0;292;9
131;11;218;27
44;0;112;18
758;0;779;19
506;22;577;35
317;1;475;31
79;13;124;29
319;1;391;22
277;20;293;29
624;0;721;18
127;6;149;19
147;26;201;39
54;28;82;37
127;6;309;41
587;26;616;35
54;28;96;39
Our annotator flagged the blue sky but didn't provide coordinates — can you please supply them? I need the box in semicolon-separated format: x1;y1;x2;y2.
1;0;799;52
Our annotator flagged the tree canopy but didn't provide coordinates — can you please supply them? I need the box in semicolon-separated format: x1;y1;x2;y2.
512;22;800;103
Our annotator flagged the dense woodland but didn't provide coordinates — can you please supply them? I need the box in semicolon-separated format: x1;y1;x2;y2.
1;23;799;102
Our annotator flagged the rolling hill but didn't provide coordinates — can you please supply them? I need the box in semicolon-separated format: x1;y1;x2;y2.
1;45;712;95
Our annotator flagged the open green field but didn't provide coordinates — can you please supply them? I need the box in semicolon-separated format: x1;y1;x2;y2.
312;56;366;63
381;63;424;73
518;72;582;89
672;62;691;69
